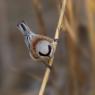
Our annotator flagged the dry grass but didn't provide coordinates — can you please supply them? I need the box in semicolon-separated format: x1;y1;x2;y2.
38;0;67;95
85;0;95;95
0;0;95;95
32;0;95;94
56;0;95;95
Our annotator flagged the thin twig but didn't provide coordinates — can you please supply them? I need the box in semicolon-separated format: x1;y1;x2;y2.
64;17;89;59
66;1;80;95
85;1;95;95
57;0;80;95
38;0;67;95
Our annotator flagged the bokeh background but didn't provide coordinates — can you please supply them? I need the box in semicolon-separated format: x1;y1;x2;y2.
0;0;95;95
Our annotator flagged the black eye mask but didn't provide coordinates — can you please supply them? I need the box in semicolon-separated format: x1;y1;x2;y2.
39;45;51;56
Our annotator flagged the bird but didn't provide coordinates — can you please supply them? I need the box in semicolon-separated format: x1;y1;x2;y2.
17;21;55;69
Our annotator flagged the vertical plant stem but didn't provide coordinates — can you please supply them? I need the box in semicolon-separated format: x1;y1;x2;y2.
66;0;80;95
38;0;67;95
85;0;95;95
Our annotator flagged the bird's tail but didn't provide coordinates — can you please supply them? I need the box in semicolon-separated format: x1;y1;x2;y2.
17;21;35;35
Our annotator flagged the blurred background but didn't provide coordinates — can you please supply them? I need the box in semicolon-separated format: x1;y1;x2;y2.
0;0;95;95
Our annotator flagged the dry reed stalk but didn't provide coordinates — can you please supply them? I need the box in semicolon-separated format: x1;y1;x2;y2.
74;0;81;24
64;0;81;95
38;0;67;95
32;0;46;35
58;0;89;59
56;0;77;43
56;1;88;95
85;0;95;95
64;17;77;43
64;17;89;59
